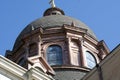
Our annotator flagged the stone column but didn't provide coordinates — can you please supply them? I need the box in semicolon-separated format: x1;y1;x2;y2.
37;42;41;56
25;43;29;58
67;37;72;65
37;35;42;56
78;38;85;67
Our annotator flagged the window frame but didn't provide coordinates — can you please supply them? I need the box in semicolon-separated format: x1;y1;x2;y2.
46;45;63;66
85;51;97;69
18;56;26;66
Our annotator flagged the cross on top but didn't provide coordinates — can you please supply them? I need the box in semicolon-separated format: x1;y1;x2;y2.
49;0;56;8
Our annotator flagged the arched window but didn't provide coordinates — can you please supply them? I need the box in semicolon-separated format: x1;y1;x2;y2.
71;41;80;66
46;45;63;66
86;51;96;69
18;57;26;66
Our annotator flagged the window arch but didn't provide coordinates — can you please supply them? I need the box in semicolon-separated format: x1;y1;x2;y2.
18;57;26;66
46;45;63;66
86;51;96;69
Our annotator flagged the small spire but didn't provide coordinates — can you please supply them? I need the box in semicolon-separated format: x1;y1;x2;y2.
49;0;56;8
71;21;75;27
31;25;35;30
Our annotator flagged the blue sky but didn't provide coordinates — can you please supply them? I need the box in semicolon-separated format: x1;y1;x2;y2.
0;0;120;55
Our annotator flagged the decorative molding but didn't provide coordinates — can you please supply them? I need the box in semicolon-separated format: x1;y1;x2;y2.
28;56;55;76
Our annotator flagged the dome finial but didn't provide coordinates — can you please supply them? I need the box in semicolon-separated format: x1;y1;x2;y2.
49;0;56;8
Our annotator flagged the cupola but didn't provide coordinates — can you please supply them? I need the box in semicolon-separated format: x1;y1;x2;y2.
43;7;65;16
5;1;110;80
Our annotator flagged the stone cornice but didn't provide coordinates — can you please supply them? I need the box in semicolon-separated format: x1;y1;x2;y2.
0;55;27;79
